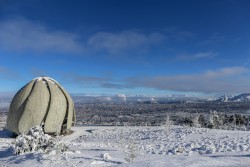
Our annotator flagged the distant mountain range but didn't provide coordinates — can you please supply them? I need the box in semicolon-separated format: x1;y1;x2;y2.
215;93;250;102
2;93;250;106
71;93;250;103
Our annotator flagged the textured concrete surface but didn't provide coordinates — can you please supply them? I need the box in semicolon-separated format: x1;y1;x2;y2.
6;80;35;134
6;77;75;134
44;81;67;134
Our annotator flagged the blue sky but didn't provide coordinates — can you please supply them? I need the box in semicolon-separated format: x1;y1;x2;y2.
0;0;250;96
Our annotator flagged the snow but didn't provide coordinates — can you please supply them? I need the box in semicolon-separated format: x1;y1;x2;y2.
33;76;59;85
11;126;68;155
43;77;59;85
1;125;250;166
215;93;250;102
33;77;43;81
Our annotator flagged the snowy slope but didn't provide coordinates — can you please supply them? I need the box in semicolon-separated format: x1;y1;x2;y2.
215;93;250;102
215;95;234;102
1;125;250;167
230;93;250;102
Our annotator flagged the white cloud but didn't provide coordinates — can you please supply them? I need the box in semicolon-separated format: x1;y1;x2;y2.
193;51;217;59
87;31;165;53
0;18;166;55
65;67;250;94
204;67;249;78
114;94;126;102
0;18;83;53
126;67;250;94
199;33;226;45
64;73;128;89
62;66;250;94
176;51;217;61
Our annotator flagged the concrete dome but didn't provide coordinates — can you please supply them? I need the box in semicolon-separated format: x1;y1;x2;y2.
6;77;75;135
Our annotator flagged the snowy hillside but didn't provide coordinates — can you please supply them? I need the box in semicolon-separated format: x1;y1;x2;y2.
230;93;250;102
1;125;250;167
215;93;250;102
215;95;234;102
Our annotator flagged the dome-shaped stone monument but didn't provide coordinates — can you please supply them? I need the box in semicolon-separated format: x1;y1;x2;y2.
6;76;75;135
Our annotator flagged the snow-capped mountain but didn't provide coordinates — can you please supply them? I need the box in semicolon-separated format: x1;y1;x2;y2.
215;93;250;102
230;93;250;102
215;95;234;102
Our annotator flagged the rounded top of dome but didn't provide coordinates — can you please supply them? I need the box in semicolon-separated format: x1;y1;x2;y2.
33;76;59;86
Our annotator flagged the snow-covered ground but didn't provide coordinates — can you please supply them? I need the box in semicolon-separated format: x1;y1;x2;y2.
1;125;250;167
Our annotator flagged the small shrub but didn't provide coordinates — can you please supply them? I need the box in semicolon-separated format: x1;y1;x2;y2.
124;141;139;163
191;114;200;128
11;126;68;155
163;115;172;134
100;152;112;161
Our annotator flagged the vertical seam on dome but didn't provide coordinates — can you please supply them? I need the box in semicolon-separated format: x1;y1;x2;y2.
41;77;73;133
6;83;28;132
53;82;70;132
42;78;52;129
17;80;36;133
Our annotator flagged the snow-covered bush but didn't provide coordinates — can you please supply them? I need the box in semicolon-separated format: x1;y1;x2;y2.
117;127;143;163
100;152;112;161
199;111;220;129
11;126;68;155
200;112;249;130
209;111;219;128
191;114;201;128
124;141;139;163
163;115;172;134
